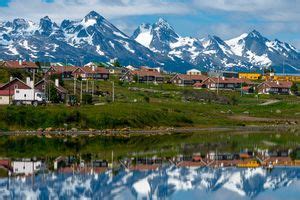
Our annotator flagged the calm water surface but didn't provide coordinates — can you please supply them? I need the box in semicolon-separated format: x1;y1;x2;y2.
1;167;300;200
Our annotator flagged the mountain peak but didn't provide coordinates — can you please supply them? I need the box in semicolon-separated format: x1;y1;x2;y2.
248;29;263;38
155;18;172;29
84;11;103;20
39;16;56;36
41;16;51;22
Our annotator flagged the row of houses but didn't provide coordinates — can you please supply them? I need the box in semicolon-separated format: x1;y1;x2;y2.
0;60;111;80
121;67;295;95
46;65;110;80
0;61;297;96
0;77;67;105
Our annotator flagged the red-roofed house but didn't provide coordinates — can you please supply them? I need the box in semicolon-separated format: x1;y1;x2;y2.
72;66;109;80
35;79;68;102
170;74;208;86
257;81;293;95
2;61;38;73
121;68;164;83
0;78;32;104
46;66;79;79
194;77;253;90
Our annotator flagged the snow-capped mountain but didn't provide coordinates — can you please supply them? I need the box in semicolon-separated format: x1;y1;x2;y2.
225;30;300;72
0;167;299;199
0;11;191;72
133;19;300;73
132;18;206;67
1;12;299;73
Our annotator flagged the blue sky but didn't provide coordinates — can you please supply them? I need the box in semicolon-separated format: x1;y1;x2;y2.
0;0;299;48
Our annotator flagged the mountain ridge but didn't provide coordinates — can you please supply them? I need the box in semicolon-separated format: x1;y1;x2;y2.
0;11;299;73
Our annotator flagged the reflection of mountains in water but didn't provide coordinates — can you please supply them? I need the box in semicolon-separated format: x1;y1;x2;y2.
0;167;299;199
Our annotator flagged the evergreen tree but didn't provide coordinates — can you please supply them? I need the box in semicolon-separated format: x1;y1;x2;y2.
291;83;298;94
50;84;60;103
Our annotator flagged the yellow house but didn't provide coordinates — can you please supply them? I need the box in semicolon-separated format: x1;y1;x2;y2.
239;72;262;80
263;73;300;82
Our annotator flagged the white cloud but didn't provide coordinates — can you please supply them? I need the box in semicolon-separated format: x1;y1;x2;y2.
0;0;191;22
192;0;300;22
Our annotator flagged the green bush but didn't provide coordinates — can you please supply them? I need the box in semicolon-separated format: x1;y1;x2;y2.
82;94;93;105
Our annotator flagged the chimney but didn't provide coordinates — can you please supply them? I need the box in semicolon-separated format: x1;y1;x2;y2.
10;76;13;81
55;79;59;87
92;65;96;72
19;60;22;66
30;81;34;88
276;81;280;85
222;77;225;80
26;77;31;86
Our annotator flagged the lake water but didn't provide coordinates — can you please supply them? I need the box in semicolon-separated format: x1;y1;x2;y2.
1;166;300;199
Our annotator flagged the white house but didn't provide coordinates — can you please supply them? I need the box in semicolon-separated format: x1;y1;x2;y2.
187;69;202;75
12;160;42;175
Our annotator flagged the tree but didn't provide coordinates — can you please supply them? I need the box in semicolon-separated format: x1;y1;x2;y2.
112;60;122;68
50;84;60;103
133;74;138;83
50;74;64;86
291;83;298;94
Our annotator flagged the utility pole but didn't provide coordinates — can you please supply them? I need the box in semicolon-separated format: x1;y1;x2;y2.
92;80;94;97
80;81;83;103
112;81;115;102
73;77;76;95
86;80;89;93
217;73;220;95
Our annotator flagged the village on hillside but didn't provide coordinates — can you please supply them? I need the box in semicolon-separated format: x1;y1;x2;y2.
0;60;299;106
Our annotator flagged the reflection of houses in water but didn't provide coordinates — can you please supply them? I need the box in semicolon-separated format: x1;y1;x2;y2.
122;157;164;171
53;156;109;174
12;159;42;176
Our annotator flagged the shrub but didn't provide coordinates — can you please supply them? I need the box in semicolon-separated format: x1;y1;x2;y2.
82;94;93;105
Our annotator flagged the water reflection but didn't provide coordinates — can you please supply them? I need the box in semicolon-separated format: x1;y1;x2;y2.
0;166;300;199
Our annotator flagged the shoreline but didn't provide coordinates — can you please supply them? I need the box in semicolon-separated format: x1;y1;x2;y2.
0;124;299;136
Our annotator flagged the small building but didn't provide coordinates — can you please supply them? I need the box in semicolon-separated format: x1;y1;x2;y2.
208;71;239;78
12;160;42;175
72;66;109;80
0;90;10;105
194;77;253;90
257;81;292;95
46;66;79;79
263;73;300;82
0;78;32;104
1;61;38;73
121;68;164;83
187;69;202;75
35;79;68;102
170;74;207;86
239;72;262;80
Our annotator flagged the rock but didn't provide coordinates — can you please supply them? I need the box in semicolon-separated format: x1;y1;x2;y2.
243;111;250;115
276;109;282;114
45;127;53;132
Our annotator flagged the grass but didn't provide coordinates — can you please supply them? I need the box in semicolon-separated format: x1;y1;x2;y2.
0;79;299;131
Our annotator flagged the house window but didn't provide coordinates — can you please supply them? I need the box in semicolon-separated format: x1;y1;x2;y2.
14;84;18;89
42;85;45;90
